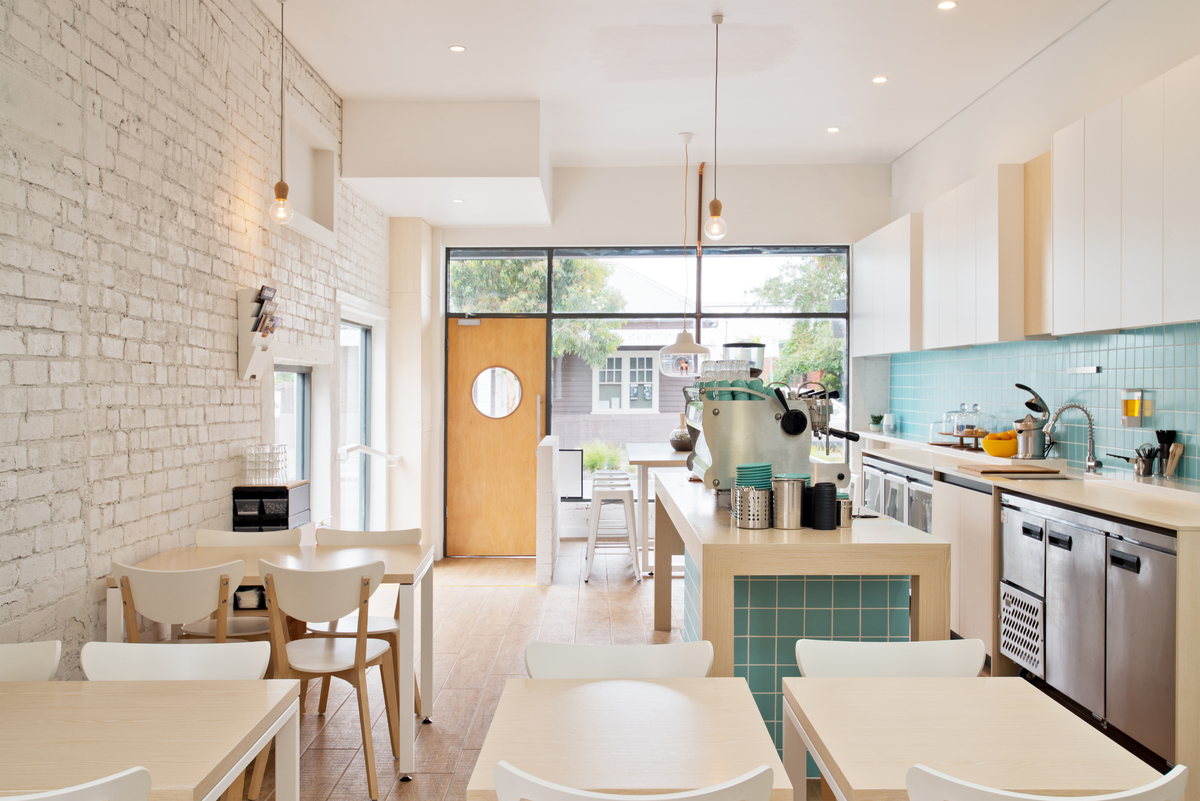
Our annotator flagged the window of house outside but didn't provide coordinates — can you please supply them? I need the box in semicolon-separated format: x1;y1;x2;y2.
274;366;312;482
339;322;371;530
592;351;659;414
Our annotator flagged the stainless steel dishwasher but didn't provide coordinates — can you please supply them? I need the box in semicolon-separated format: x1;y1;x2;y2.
1045;519;1106;720
1107;529;1177;763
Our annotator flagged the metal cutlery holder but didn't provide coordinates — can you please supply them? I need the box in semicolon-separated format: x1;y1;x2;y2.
771;478;805;529
733;486;773;529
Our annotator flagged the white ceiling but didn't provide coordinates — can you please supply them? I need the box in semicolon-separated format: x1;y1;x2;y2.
257;0;1107;168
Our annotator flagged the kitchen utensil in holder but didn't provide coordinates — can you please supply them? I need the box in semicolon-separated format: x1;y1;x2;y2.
733;486;772;529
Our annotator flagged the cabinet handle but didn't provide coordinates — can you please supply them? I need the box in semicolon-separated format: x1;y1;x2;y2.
1110;550;1141;573
1048;532;1072;551
1022;523;1044;541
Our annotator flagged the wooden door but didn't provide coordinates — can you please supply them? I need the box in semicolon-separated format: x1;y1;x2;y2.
446;318;546;556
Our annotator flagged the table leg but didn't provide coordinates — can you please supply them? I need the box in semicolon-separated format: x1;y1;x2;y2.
397;583;416;777
276;699;299;801
654;489;682;632
784;700;847;801
420;568;433;721
639;465;651;574
910;550;951;642
106;583;123;642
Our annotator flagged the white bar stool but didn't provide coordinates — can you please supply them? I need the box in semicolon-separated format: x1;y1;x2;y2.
586;485;640;583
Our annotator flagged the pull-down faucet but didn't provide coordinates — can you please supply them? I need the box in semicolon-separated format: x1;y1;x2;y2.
1044;402;1103;473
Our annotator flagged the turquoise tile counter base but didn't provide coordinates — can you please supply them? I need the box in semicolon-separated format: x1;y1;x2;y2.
889;322;1200;480
683;548;911;779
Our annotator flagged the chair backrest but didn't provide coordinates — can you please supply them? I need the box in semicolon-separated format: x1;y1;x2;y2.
906;764;1187;801
194;528;302;547
81;642;271;681
494;761;773;801
524;641;714;679
259;559;385;624
0;640;62;681
794;639;985;678
3;767;151;801
111;560;245;628
317;528;421;546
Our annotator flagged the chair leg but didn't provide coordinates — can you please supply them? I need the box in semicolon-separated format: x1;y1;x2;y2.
298;678;307;711
414;674;421;715
379;653;401;758
354;667;380;800
318;675;331;715
222;766;245;801
247;742;271;801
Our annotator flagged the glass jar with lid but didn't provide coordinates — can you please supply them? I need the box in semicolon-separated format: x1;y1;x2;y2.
943;403;967;436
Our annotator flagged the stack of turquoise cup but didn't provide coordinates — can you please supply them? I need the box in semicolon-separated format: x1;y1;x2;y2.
735;463;773;490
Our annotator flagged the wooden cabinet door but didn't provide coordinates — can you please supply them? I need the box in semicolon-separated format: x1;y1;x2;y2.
931;481;962;636
957;486;997;657
1085;99;1123;332
955;180;977;347
1052;118;1086;336
1121;76;1165;328
446;318;547;556
923;201;941;350
1164;54;1200;325
938;193;959;347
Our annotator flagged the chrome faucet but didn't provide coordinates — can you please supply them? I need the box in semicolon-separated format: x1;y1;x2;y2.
1044;402;1103;473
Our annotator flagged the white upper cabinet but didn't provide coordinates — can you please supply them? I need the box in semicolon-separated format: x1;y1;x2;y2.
851;213;923;357
1052;119;1086;336
1121;76;1165;329
1084;100;1122;332
922;165;1023;349
1164;54;1200;325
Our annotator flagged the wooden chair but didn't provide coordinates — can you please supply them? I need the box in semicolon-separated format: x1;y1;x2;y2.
2;767;151;801
180;529;301;640
307;528;422;718
494;761;773;801
906;764;1187;801
524;641;714;679
0;640;62;681
112;561;246;643
261;559;399;801
794;638;986;677
80;642;271;681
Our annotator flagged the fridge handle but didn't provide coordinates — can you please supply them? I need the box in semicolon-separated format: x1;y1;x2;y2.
1022;522;1044;541
1048;532;1072;550
1110;550;1141;573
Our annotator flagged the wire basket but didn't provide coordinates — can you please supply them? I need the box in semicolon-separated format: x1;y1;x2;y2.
243;444;288;486
733;486;772;529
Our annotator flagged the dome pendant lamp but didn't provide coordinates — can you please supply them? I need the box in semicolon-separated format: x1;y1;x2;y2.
269;0;294;225
659;133;710;378
704;14;727;241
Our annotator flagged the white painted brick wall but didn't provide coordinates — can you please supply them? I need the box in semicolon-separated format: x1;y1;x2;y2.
0;0;389;675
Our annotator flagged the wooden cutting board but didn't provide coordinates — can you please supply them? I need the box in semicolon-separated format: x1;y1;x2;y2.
957;464;1061;477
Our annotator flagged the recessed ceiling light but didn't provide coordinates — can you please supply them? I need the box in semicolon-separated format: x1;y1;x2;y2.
827;127;840;133
451;199;464;203
449;45;466;52
938;1;957;8
873;76;888;83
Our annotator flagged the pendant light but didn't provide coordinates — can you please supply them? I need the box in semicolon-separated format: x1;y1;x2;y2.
659;133;710;377
703;14;727;241
268;0;294;225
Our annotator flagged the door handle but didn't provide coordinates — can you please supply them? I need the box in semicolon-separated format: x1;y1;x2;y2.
1022;522;1044;541
1110;550;1141;573
1048;532;1072;551
535;394;542;443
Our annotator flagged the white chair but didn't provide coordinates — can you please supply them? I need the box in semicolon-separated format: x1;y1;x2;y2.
3;767;151;801
906;764;1187;801
0;640;62;681
308;528;422;717
524;641;713;679
182;529;303;640
794;638;986;678
112;561;246;643
585;485;640;583
261;559;399;800
494;761;773;801
81;642;271;681
194;528;302;547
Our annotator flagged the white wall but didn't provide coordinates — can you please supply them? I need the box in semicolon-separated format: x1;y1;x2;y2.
892;0;1200;217
441;163;893;248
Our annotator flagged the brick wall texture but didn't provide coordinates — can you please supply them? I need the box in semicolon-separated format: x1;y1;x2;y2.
0;0;390;674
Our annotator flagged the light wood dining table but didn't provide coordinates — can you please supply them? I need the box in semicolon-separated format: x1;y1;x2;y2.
781;677;1163;801
104;541;434;776
624;442;691;575
468;677;792;801
0;679;299;801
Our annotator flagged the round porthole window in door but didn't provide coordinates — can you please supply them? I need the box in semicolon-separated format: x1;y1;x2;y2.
471;367;522;418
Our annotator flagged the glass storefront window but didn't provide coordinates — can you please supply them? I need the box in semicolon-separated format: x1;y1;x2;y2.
449;249;548;313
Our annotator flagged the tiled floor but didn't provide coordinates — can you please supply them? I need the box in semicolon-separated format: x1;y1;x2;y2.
249;538;693;801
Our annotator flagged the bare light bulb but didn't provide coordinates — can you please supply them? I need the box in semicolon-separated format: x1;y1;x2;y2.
705;198;727;241
270;180;294;224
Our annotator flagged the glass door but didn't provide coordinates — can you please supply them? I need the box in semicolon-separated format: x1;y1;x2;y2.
907;481;933;535
883;475;907;524
862;466;884;513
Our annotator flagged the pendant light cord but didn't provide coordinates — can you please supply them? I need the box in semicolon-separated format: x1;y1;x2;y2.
279;1;285;181
712;22;718;199
683;141;689;323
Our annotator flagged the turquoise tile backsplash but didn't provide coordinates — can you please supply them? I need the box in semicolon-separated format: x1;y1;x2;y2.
889;322;1200;480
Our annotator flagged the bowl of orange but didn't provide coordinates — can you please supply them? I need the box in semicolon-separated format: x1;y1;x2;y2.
981;430;1019;458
